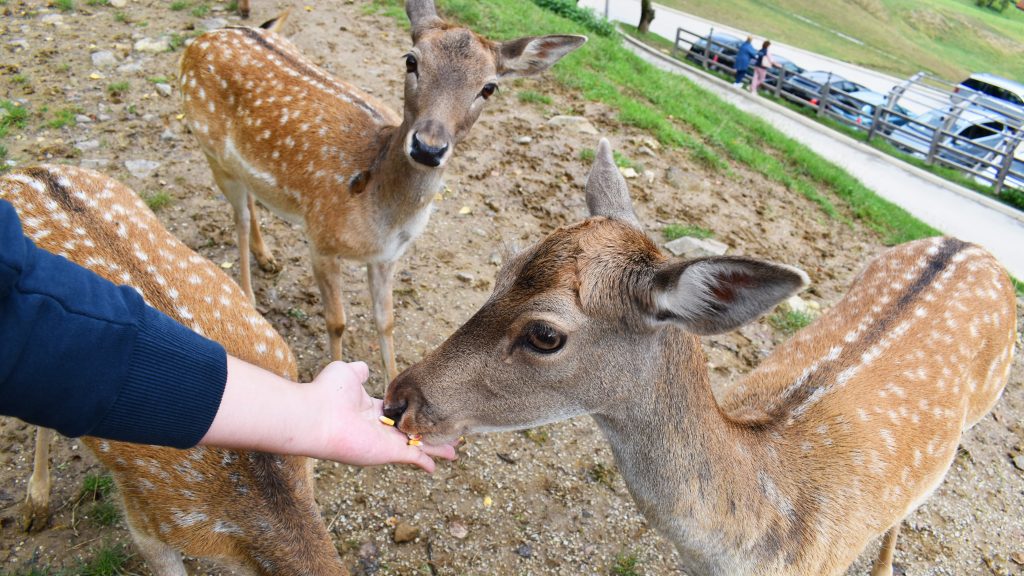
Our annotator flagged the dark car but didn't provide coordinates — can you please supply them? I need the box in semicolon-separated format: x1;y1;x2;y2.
782;70;866;107
764;54;805;88
828;90;911;133
685;33;743;72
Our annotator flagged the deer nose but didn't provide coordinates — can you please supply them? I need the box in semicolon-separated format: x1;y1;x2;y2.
382;397;408;423
409;131;449;167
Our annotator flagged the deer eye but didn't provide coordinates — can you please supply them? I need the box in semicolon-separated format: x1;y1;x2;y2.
480;83;498;100
524;323;565;354
405;53;418;75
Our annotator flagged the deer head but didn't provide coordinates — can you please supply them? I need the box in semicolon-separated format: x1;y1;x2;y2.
401;0;586;167
384;139;807;441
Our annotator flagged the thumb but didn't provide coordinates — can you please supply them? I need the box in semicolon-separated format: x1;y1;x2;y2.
344;360;370;383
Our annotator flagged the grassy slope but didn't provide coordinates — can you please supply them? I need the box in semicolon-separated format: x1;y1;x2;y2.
655;0;1024;82
397;0;936;246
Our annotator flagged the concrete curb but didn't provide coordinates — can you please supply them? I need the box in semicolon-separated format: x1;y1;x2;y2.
619;33;1024;226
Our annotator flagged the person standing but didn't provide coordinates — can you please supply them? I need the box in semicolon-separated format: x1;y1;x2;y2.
733;36;758;88
750;40;778;94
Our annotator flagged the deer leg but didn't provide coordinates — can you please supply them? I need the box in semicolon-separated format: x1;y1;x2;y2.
247;193;280;274
368;260;399;381
311;250;347;362
21;427;52;532
127;524;188;576
209;163;256;302
237;0;250;18
870;523;901;576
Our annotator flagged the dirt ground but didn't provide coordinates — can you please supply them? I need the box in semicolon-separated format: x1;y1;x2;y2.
1;1;1022;575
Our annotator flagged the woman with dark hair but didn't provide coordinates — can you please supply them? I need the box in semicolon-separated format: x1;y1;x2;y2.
750;40;778;94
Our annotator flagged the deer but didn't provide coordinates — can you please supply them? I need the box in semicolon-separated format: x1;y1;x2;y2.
179;0;586;379
382;139;1018;576
2;165;350;576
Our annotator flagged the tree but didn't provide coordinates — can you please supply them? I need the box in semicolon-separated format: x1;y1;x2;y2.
638;0;655;34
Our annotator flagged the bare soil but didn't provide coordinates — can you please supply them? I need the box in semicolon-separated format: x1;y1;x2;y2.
1;1;1022;575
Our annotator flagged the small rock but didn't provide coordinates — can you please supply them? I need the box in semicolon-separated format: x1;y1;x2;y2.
134;37;170;53
8;38;31;51
39;14;64;25
448;520;468;539
516;135;533;144
197;18;229;31
116;61;144;74
783;295;811;315
456;272;474;284
154;83;173;97
488;251;502;266
393;521;419;544
79;158;111;170
515;544;533;558
98;114;113;122
1013;454;1024;472
74;139;100;152
124;159;160;179
109;0;126;6
638;145;656;157
619;167;639;179
91;50;118;68
545;115;599;135
75;114;93;124
160;128;178;141
664;236;729;259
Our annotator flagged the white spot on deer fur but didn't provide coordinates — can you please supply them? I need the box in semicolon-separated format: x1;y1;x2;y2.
176;306;194;321
879;429;896;453
255;342;268;355
213;520;244;535
172;509;208;527
98;441;110;452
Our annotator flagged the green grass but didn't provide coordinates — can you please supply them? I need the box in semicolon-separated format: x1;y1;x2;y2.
1;100;30;137
169;0;188;10
0;144;8;173
191;3;209;17
768;309;815;335
78;544;130;576
54;0;75;11
147;75;170;84
611;551;641;576
47;106;81;129
113;10;126;21
80;473;115;500
85;0;109;5
106;81;130;97
142;190;173;211
518;90;553;105
12;74;29;84
88;501;121;527
663;223;714;240
420;0;937;246
654;0;1024;83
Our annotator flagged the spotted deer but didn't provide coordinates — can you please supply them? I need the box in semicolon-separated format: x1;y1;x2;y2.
2;165;349;576
382;139;1018;575
179;1;585;379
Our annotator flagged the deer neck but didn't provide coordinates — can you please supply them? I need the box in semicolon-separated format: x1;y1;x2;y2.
590;328;801;576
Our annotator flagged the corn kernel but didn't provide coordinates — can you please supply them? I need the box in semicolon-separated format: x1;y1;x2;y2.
408;439;422;447
378;415;395;426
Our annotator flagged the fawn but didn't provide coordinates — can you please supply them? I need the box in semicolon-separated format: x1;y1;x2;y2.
2;165;348;576
382;139;1017;575
179;0;585;378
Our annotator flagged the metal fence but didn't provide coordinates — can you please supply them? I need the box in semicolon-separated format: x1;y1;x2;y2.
671;27;1024;198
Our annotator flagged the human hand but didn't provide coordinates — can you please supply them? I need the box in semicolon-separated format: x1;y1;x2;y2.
308;361;457;472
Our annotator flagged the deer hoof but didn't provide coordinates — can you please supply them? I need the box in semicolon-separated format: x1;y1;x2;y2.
21;496;49;533
256;254;281;274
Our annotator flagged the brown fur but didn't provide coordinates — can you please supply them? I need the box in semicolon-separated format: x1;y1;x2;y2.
1;166;347;576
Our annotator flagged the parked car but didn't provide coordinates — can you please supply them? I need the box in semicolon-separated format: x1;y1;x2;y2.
975;155;1024;191
782;70;866;107
764;54;805;88
828;89;911;133
954;73;1024;109
685;32;743;72
888;106;1012;164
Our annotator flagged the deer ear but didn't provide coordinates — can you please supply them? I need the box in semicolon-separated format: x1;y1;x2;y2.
496;35;587;78
650;257;809;335
585;138;641;227
406;0;442;42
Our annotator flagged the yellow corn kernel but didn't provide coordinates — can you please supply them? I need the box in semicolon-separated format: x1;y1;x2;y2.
407;439;422;447
378;415;396;426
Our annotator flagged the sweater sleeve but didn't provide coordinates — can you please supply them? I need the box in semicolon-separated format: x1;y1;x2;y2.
0;200;227;448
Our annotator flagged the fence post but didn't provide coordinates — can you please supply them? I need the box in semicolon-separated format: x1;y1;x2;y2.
928;96;974;166
672;27;682;58
701;27;714;69
992;130;1022;197
817;74;832;118
774;67;785;99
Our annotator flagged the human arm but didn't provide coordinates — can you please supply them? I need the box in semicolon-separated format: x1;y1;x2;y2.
202;359;457;472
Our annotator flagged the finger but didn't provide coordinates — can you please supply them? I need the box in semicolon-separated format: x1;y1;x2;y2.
406;447;436;473
345;361;369;383
420;443;457;461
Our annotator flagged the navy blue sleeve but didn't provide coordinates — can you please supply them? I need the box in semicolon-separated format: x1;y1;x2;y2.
0;200;227;448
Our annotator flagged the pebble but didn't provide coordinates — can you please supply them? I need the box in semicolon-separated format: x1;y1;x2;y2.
448;520;468;539
545;115;599;135
39;14;64;25
1013;454;1024;472
90;50;118;68
619;167;639;179
75;114;93;124
134;37;170;53
515;543;533;558
197;18;229;31
124;159;161;179
638;145;657;157
456;272;474;283
488;251;502;266
79;159;111;170
160;128;178;141
392;521;419;544
74;139;100;152
516;136;533;144
154;83;173;97
664;236;729;259
117;61;144;74
109;0;126;6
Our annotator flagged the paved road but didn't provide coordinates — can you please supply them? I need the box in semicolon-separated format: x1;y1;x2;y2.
610;30;1024;278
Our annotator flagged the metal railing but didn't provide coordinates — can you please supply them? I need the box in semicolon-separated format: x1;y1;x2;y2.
669;27;1024;200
